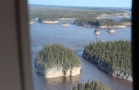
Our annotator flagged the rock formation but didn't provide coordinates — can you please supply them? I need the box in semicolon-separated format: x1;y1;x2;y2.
82;52;132;81
42;20;58;24
94;29;100;35
108;28;115;33
98;25;125;28
62;22;69;26
35;65;81;78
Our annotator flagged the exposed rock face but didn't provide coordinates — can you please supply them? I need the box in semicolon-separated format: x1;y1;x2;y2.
121;22;132;26
96;13;130;18
108;29;115;33
94;31;100;35
35;64;81;78
82;52;133;81
58;18;76;20
42;20;58;24
98;25;125;28
45;67;81;78
44;68;63;78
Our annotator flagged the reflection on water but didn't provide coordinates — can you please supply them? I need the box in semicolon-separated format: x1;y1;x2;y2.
30;20;132;90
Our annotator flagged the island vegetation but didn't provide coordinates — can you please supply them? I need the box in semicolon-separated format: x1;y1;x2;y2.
35;44;82;78
29;5;130;27
73;18;125;28
72;79;111;90
35;44;81;70
29;5;130;21
119;18;131;26
120;17;131;23
82;40;132;81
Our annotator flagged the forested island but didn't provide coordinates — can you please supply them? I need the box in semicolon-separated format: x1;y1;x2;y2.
29;6;129;20
28;5;131;28
35;44;81;78
82;40;132;81
72;79;111;90
73;18;131;28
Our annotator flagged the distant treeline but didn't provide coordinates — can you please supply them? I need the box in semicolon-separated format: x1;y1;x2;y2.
35;44;81;70
72;79;111;90
38;17;58;22
83;40;131;75
120;17;131;23
74;18;123;26
29;7;126;20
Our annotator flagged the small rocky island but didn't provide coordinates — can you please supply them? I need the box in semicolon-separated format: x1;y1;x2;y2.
38;18;58;24
35;44;82;78
94;29;100;35
82;40;132;81
108;28;115;33
62;22;69;26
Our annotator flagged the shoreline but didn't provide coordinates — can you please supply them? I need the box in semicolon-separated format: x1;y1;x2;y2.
76;51;133;82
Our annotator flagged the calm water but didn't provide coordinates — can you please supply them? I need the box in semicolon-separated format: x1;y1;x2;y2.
30;20;132;90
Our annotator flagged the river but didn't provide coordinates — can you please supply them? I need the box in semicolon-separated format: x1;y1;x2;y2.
29;20;132;90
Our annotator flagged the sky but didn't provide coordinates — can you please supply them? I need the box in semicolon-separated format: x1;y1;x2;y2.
28;0;132;8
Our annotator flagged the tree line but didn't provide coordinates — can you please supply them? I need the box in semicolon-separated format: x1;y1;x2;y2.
120;17;131;23
72;79;111;90
83;40;131;75
35;44;81;70
74;18;125;26
29;7;126;21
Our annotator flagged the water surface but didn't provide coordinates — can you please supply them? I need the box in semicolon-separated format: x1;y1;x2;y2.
30;20;132;90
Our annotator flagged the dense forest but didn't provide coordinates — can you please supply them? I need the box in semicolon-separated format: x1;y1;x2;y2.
35;44;81;70
72;79;111;90
29;6;128;21
120;17;131;23
83;40;131;75
74;18;123;26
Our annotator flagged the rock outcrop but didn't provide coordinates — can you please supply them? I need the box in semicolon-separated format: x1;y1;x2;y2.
108;28;115;33
94;29;100;35
35;65;81;78
82;52;132;81
96;12;130;18
42;20;58;24
98;25;125;28
121;22;132;26
58;18;76;20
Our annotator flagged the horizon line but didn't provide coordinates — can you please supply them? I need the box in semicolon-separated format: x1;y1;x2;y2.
28;4;131;9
